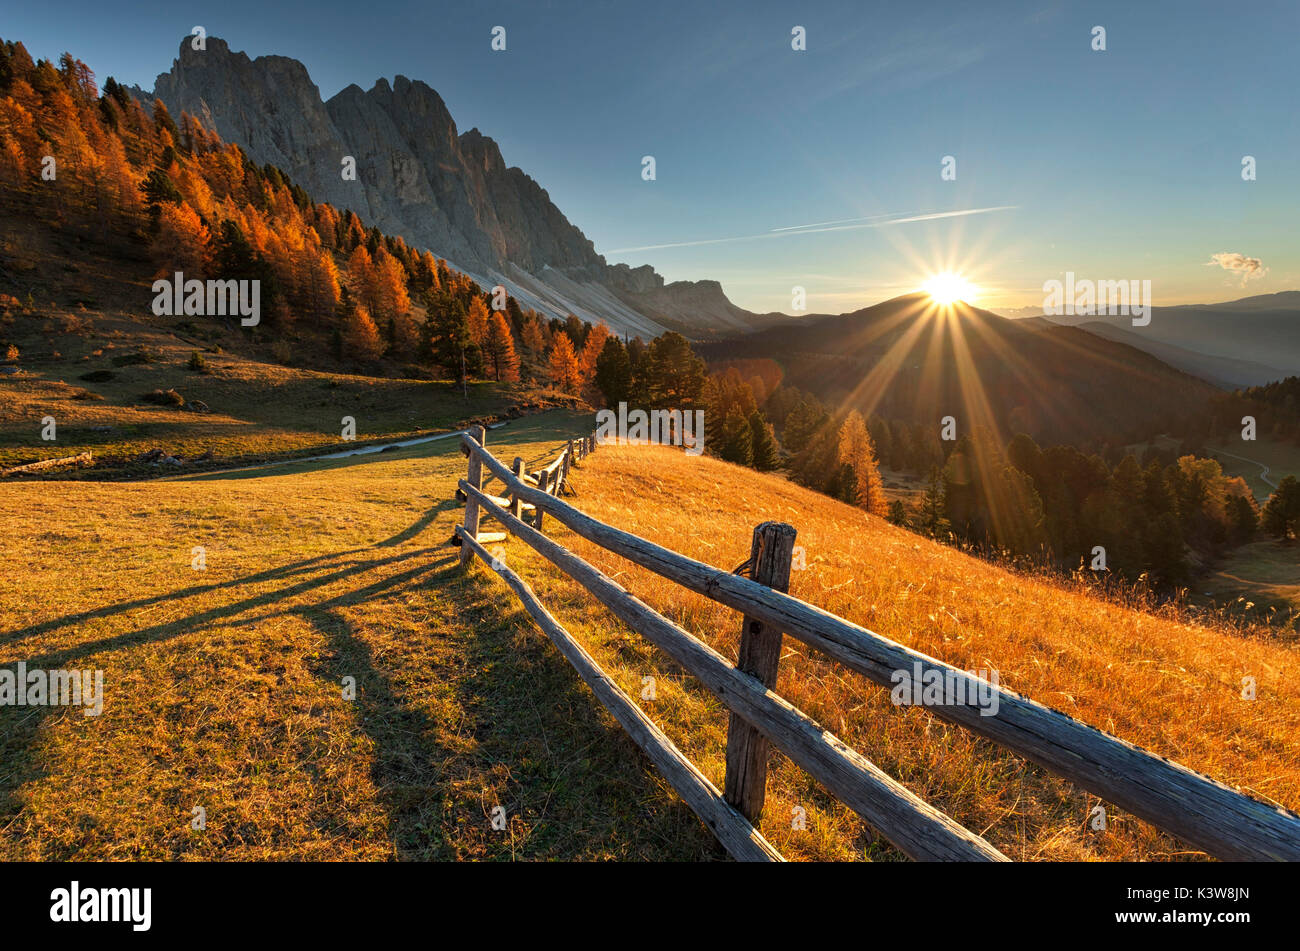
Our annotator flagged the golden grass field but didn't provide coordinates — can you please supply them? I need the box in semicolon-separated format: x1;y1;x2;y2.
532;444;1300;861
2;412;1297;861
1;410;727;860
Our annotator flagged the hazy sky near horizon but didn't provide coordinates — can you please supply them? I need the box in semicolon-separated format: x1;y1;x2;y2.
8;0;1298;313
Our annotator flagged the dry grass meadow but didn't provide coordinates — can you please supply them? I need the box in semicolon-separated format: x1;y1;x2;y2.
2;417;1297;861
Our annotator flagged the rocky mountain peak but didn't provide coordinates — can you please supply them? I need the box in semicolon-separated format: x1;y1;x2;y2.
143;35;761;338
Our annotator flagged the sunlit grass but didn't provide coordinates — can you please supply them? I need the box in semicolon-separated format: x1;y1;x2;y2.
517;445;1300;861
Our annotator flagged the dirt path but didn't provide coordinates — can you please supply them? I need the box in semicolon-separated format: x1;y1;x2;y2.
173;422;510;480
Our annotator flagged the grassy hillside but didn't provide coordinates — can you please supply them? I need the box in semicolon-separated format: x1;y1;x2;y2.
530;446;1298;860
1198;539;1300;625
0;410;731;860
3;421;1296;860
0;301;576;477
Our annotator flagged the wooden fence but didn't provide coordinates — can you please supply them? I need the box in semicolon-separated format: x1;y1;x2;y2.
452;425;1300;862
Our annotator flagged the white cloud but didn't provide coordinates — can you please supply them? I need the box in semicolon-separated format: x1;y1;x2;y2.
1205;252;1267;285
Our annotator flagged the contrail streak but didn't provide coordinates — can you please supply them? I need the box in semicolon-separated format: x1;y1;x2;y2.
605;205;1017;254
767;212;903;232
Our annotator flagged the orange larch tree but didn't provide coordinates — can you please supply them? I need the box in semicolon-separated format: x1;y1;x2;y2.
151;201;210;275
344;303;384;361
579;321;610;378
483;311;520;382
548;332;582;393
466;295;491;347
837;410;889;516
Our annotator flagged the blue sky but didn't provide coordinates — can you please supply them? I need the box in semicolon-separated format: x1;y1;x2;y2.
8;0;1297;313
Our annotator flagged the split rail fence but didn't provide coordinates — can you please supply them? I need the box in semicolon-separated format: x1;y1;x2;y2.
452;425;1300;862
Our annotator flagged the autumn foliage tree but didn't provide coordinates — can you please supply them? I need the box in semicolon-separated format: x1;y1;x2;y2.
837;410;888;516
466;296;491;347
296;233;341;323
151;201;209;274
520;312;547;357
483;311;520;382
548;332;582;393
343;303;384;362
578;322;609;377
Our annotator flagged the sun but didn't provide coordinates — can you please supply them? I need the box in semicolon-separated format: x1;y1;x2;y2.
922;272;978;306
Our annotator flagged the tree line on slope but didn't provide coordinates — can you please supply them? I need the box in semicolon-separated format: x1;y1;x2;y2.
771;388;1297;587
1200;377;1300;447
0;39;638;401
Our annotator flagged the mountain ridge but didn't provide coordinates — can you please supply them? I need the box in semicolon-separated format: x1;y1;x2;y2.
137;36;767;339
698;293;1219;448
996;292;1299;387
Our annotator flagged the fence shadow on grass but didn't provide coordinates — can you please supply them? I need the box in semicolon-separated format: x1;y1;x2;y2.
0;487;718;860
0;498;459;857
464;564;725;860
303;555;723;861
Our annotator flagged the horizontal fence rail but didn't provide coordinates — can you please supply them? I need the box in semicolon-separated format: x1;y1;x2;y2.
460;477;1006;861
458;429;1300;862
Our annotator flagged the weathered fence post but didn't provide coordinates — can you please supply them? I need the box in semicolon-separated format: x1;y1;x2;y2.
723;521;798;821
460;424;487;566
511;457;525;521
568;438;577;467
536;469;549;532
